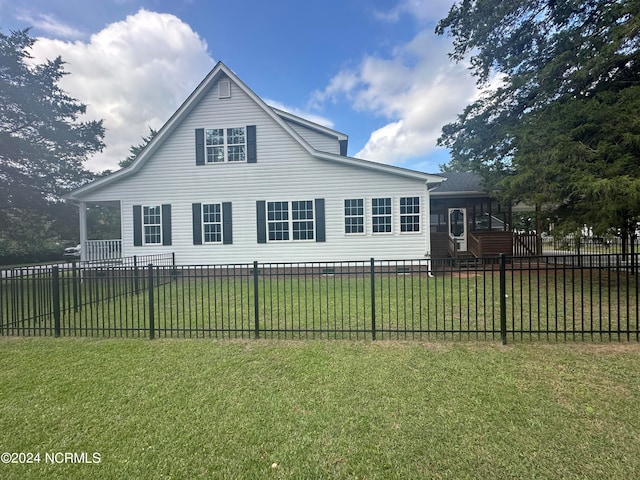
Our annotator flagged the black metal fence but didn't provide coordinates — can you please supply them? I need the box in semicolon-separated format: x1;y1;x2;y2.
1;254;638;343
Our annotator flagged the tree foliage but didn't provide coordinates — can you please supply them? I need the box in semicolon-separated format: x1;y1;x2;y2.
436;0;640;234
0;29;105;263
118;126;158;169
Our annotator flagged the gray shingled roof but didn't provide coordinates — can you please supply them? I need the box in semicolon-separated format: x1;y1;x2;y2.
431;172;484;194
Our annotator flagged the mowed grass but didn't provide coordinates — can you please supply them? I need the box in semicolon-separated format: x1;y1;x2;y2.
1;338;640;479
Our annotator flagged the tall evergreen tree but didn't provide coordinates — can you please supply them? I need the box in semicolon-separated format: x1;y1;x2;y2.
436;0;640;236
0;29;105;263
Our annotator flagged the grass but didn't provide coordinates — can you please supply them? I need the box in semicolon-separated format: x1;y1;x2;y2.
1;338;640;479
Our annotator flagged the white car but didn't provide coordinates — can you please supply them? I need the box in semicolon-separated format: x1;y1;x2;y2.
64;244;81;259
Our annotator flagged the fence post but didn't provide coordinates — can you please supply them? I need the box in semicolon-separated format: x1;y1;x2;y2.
52;266;61;338
253;261;260;339
499;253;507;345
370;257;376;341
576;236;582;267
148;264;155;340
71;260;79;313
134;255;139;295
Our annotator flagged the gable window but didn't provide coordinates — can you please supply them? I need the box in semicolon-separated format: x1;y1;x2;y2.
218;79;231;98
400;197;420;232
344;199;364;234
205;127;246;163
203;203;222;243
372;198;392;234
267;201;314;241
143;206;162;244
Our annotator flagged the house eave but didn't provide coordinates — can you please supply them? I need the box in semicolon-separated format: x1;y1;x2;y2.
315;151;445;184
272;107;348;141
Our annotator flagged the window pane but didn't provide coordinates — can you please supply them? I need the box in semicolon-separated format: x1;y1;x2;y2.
267;202;289;241
344;199;364;234
202;203;222;243
227;127;245;145
204;224;221;243
292;201;314;240
144;225;161;244
372;198;391;233
227;145;246;162
400;197;420;232
206;129;224;145
207;146;225;163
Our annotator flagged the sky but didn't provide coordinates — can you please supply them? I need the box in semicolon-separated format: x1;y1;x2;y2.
1;0;482;174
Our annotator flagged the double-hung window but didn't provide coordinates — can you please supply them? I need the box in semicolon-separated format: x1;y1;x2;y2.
372;198;392;233
267;201;289;241
267;201;314;241
205;127;246;163
292;201;314;240
400;197;420;232
202;203;222;243
344;199;364;234
143;206;162;244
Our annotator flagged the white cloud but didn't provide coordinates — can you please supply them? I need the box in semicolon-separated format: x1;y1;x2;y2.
374;0;454;25
30;9;215;171
313;29;479;166
16;11;86;39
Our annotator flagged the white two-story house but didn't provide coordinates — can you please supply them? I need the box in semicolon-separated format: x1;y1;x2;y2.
66;61;445;264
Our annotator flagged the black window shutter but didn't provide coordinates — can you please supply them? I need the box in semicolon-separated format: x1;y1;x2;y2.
222;202;233;245
339;139;348;156
192;203;202;245
195;128;205;165
133;205;142;246
315;198;326;242
162;204;172;246
256;200;266;244
247;125;257;163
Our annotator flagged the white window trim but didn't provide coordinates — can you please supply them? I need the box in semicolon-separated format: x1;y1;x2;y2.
344;198;366;236
399;196;421;234
205;127;247;164
371;197;393;235
202;202;223;244
267;200;316;242
143;205;162;246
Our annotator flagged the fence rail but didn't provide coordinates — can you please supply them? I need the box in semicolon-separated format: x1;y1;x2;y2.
1;254;638;343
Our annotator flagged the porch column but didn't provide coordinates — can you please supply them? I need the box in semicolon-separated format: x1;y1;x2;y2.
79;201;87;262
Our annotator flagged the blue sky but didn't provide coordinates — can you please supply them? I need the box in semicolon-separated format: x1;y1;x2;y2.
1;0;481;173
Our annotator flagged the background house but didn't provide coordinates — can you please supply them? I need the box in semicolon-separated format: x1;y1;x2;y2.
66;62;444;264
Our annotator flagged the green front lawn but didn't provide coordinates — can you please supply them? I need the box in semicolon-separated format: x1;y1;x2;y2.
1;338;639;479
